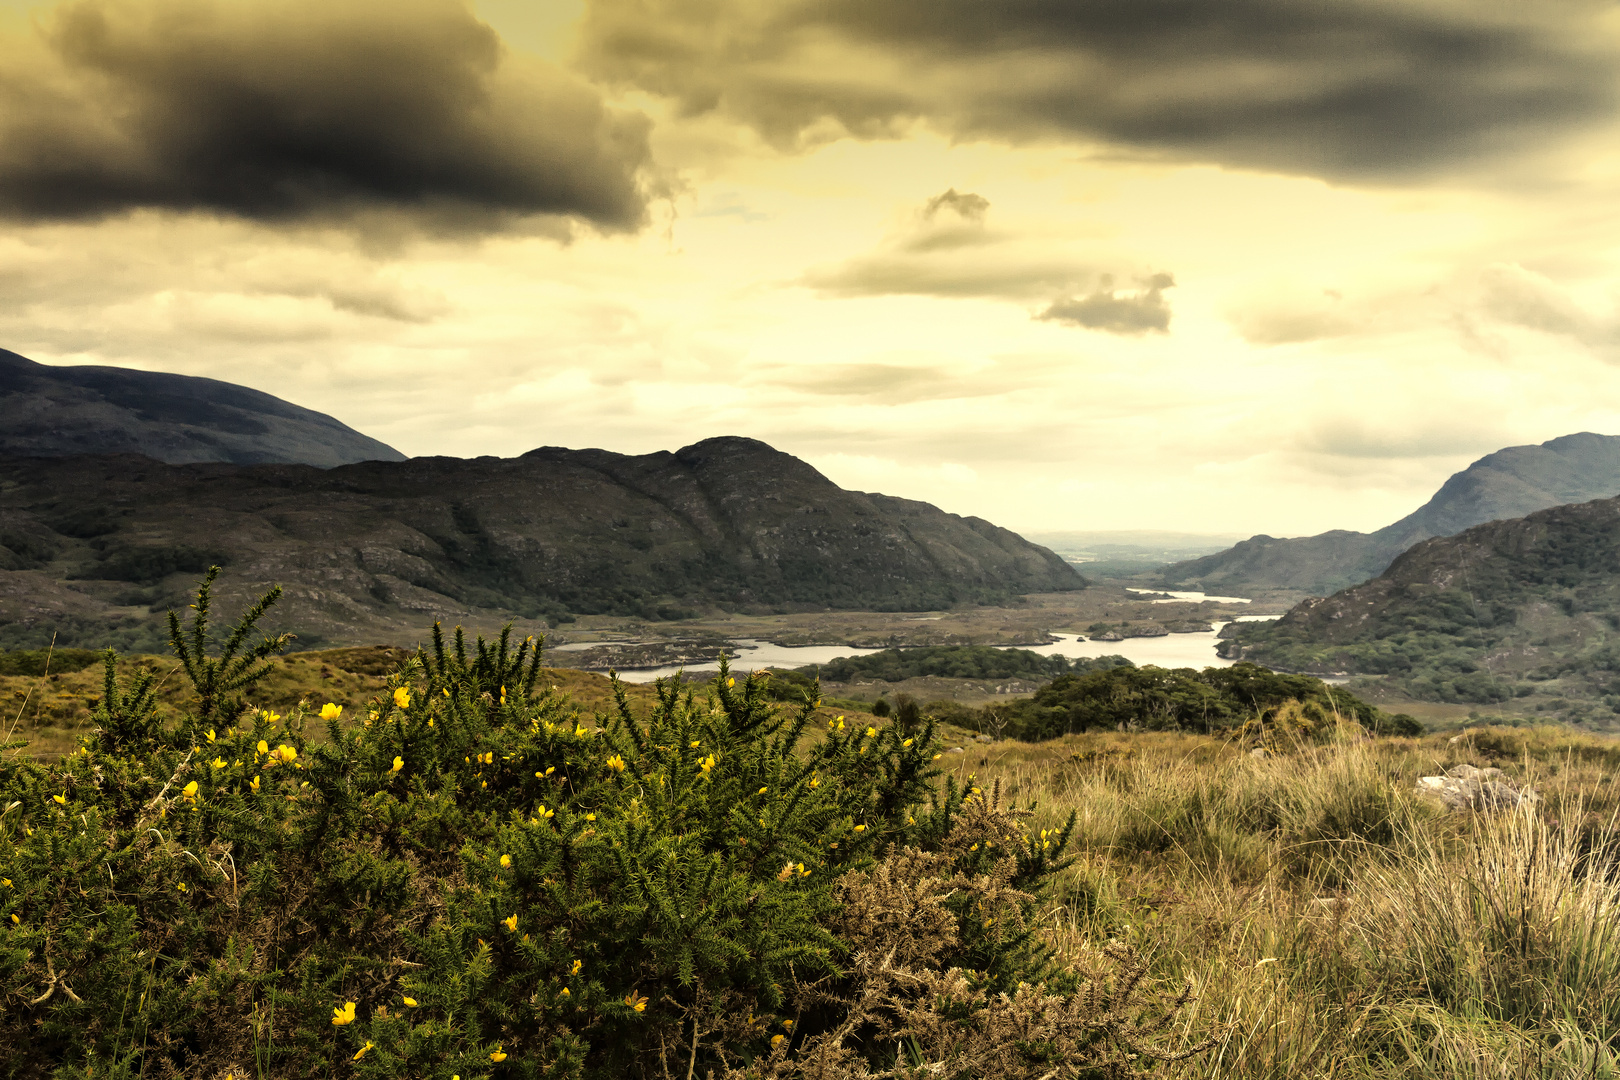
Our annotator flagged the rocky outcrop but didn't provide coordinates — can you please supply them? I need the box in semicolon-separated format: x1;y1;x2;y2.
1414;763;1537;812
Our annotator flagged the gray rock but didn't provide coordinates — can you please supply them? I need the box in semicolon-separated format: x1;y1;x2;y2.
1414;768;1536;812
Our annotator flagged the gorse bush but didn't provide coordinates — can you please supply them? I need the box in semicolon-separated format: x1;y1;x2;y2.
0;572;1216;1079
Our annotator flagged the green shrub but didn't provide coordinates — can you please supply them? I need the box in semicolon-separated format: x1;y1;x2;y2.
0;574;1216;1078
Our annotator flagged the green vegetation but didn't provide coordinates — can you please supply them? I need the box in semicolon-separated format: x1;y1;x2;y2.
806;646;1131;685
0;576;1214;1078
1222;495;1620;725
994;662;1421;741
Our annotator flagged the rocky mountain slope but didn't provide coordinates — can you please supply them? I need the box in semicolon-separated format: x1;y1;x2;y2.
0;437;1082;651
1218;494;1620;726
0;348;404;467
1163;432;1620;596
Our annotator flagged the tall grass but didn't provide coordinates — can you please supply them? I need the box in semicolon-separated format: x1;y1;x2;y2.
951;724;1620;1078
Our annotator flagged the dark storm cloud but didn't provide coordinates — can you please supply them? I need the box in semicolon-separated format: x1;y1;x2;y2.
0;0;654;231
1039;274;1174;335
578;0;1619;179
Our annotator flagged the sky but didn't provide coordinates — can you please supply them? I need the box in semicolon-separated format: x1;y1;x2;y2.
3;1;1620;538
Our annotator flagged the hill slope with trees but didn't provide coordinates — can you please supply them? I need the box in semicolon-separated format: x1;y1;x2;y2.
1218;493;1620;726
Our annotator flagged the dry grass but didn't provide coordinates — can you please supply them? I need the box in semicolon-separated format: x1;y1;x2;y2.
945;725;1620;1078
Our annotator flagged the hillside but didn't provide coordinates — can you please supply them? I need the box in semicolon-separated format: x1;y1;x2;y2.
1218;494;1620;727
0;437;1082;651
0;348;405;467
1163;432;1620;596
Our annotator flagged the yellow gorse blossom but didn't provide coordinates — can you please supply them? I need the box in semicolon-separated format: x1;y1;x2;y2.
535;805;554;820
902;738;913;748
866;727;876;738
332;1001;356;1026
249;775;260;791
52;793;66;806
625;991;649;1012
181;781;199;800
212;757;227;769
403;995;418;1007
772;1034;785;1048
699;755;715;775
320;703;343;720
499;854;511;868
490;1048;507;1062
606;754;626;772
391;756;404;774
503;913;518;932
393;686;411;709
560;986;571;997
571;959;582;975
205;729;216;743
256;740;270;756
352;1041;374;1061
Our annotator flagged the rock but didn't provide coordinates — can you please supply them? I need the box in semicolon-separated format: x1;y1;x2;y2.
1445;763;1504;782
1414;767;1536;812
946;747;965;755
974;734;995;743
1249;747;1271;759
1091;631;1123;642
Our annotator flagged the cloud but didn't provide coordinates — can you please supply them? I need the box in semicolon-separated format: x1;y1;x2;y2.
1039;274;1174;334
0;0;656;233
577;0;1618;181
804;188;1090;297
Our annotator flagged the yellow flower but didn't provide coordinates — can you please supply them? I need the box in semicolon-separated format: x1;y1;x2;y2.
332;1001;356;1026
320;703;343;721
727;677;735;688
212;757;227;769
181;781;199;799
51;793;66;806
10;914;19;925
699;755;715;775
256;740;270;756
1;879;10;888
808;775;820;789
276;745;298;765
490;1049;507;1062
391;756;404;774
853;824;865;832
585;812;596;821
571;959;583;975
176;881;188;892
402;996;418;1007
503;913;518;932
393;686;411;709
261;710;281;726
205;729;216;743
772;1034;784;1048
757;787;768;795
249;775;260;792
902;738;913;748
352;1041;374;1061
606;754;626;772
560;986;571;997
499;854;512;868
535;805;554;820
866;727;876;738
932;753;942;760
625;991;649;1012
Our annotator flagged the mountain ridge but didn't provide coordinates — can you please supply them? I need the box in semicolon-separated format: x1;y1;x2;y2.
1162;432;1620;596
0;437;1082;652
0;347;405;467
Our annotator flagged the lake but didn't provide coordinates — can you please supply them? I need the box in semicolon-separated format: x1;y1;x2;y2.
610;593;1281;684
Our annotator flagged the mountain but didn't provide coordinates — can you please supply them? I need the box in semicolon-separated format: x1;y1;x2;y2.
1162;433;1620;597
0;437;1082;651
1218;494;1620;727
0;348;405;467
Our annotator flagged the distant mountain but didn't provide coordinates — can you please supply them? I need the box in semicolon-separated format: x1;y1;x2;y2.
0;437;1082;651
1163;433;1620;596
1218;494;1620;727
0;348;405;467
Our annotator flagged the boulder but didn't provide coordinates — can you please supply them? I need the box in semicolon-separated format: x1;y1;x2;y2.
1414;765;1536;812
